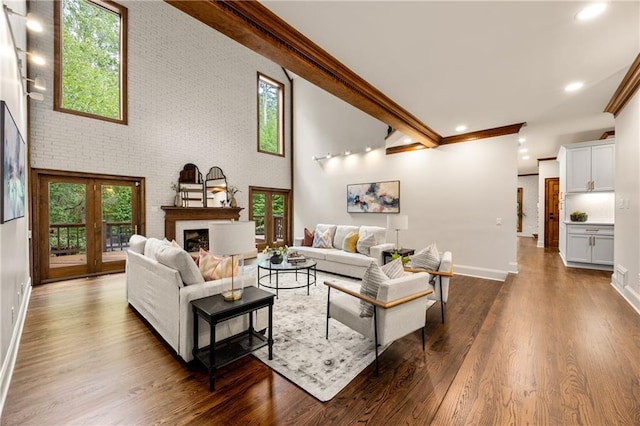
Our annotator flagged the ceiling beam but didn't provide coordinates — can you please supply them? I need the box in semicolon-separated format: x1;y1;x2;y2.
440;122;526;145
165;0;441;147
605;53;640;117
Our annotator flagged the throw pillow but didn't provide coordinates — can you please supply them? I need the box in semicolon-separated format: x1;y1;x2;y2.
381;257;404;279
410;243;441;271
199;248;223;280
155;245;204;285
342;231;359;253
359;263;389;317
312;230;333;248
302;228;314;246
170;239;181;248
356;233;375;256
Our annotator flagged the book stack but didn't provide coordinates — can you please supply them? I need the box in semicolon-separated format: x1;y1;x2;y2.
287;251;306;264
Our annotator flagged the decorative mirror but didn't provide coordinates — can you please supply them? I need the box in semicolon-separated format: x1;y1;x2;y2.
205;166;228;207
178;163;204;207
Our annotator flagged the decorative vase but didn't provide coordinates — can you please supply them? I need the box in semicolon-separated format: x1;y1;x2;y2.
229;195;237;208
270;254;283;264
174;193;182;207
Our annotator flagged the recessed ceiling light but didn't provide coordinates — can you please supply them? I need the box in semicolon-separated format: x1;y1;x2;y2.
519;148;528;153
518;137;526;143
455;125;467;132
576;3;607;21
403;137;411;144
522;155;531;160
565;81;584;92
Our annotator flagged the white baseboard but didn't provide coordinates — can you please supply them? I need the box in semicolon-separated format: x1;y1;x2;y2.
454;264;509;281
0;278;31;418
611;281;640;316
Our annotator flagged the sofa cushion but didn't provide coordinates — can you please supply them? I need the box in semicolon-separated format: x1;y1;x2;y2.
356;233;375;256
359;226;386;246
128;234;147;254
333;225;359;249
312;229;333;248
381;257;404;279
155;245;205;285
359;263;389;317
315;224;337;243
411;243;441;271
325;250;375;267
342;231;359;253
302;228;314;246
144;237;170;261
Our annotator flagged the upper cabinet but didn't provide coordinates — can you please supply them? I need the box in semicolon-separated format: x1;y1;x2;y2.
565;142;615;193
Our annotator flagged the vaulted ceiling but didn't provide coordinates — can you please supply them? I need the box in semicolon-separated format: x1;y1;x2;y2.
168;1;639;174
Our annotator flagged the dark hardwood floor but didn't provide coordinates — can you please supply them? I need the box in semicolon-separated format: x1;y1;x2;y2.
3;237;639;425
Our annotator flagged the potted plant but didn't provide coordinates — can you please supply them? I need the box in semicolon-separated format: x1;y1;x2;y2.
263;245;289;264
570;210;588;222
391;250;411;265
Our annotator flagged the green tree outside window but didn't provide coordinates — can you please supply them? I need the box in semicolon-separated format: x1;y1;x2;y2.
258;73;284;155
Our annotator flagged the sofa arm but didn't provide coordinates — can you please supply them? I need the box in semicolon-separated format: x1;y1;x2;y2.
370;243;395;265
293;237;304;247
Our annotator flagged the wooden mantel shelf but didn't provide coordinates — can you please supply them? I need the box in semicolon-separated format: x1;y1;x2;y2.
161;206;243;241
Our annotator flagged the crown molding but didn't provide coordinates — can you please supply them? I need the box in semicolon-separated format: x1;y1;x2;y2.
165;0;440;147
605;53;640;117
599;130;615;140
440;122;526;145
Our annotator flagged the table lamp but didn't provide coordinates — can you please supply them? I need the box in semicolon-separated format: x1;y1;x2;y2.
208;221;255;301
387;214;408;250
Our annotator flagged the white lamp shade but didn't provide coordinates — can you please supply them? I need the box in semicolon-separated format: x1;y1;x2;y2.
387;214;408;231
208;221;255;255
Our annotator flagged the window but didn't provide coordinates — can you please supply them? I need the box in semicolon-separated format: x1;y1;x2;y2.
257;73;284;156
55;0;128;124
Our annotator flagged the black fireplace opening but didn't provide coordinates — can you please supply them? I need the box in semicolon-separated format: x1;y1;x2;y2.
184;229;209;252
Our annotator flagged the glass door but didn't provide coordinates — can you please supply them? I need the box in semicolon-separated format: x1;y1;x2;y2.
35;170;143;283
249;187;290;251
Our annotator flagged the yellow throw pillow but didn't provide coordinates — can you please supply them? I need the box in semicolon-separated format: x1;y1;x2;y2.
342;231;359;253
213;256;239;280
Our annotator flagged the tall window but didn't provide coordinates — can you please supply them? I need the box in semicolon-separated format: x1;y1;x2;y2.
257;73;284;156
55;0;128;124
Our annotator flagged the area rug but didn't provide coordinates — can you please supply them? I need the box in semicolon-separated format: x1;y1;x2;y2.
253;271;388;402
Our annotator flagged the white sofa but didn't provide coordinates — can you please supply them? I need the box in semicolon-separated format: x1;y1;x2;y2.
125;235;267;362
293;224;394;279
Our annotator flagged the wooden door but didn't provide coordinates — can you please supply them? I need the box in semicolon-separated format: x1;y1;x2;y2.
517;187;523;232
544;178;560;248
32;169;144;284
248;186;291;250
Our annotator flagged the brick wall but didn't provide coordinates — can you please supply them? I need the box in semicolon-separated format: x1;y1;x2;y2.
28;1;291;237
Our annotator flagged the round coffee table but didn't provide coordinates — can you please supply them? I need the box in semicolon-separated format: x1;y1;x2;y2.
257;259;317;298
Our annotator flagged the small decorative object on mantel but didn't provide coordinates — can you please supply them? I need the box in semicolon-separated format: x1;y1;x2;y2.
263;245;289;264
570;211;588;222
227;185;240;208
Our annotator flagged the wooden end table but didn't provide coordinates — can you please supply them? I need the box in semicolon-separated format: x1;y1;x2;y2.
382;248;415;265
191;286;274;391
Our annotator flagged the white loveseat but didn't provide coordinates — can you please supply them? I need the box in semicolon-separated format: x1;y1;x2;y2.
125;235;267;362
293;224;394;279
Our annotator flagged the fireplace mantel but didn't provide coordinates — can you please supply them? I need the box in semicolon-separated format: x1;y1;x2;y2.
161;206;243;241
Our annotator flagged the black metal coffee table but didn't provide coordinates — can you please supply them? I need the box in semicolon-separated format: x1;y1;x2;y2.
257;259;317;298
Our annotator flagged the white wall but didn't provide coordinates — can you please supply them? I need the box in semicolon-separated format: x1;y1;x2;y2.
0;0;31;415
28;1;292;238
537;159;559;247
517;175;538;237
612;89;640;312
293;79;518;280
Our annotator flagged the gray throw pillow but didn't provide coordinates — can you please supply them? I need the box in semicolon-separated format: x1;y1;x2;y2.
381;257;404;279
356;233;375;256
410;243;441;271
359;263;388;317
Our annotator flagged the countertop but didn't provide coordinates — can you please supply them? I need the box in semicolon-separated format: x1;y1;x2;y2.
564;221;614;226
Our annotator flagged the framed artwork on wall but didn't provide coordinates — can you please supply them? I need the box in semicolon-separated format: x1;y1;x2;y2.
1;101;26;223
347;180;400;213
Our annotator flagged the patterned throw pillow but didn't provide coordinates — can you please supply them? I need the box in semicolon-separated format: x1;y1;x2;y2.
411;243;441;271
342;231;359;253
302;228;314;246
356;233;375;256
198;249;240;280
359;263;389;317
312;230;333;248
381;257;404;279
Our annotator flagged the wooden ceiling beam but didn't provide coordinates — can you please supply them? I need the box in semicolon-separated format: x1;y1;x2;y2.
605;53;640;117
165;0;441;147
440;122;526;145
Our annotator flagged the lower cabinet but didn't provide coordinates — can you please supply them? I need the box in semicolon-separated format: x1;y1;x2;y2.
565;224;614;266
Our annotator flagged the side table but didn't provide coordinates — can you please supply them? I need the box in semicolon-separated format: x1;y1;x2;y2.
191;286;274;391
382;248;415;265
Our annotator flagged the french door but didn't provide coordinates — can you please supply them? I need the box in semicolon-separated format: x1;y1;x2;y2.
33;169;144;284
249;186;291;250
